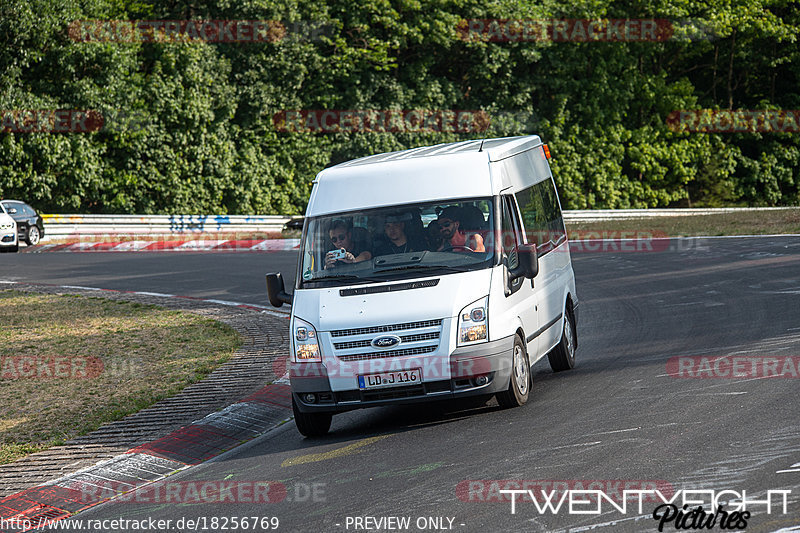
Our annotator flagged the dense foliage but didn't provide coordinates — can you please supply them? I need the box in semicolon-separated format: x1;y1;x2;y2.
1;0;798;213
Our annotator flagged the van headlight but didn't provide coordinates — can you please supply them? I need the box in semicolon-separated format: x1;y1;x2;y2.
292;317;321;362
458;296;488;346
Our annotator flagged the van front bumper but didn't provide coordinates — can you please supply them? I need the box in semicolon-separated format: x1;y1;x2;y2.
290;334;515;413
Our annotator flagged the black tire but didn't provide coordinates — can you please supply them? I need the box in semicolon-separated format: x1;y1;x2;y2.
292;398;333;438
548;305;577;372
496;335;531;408
25;225;40;246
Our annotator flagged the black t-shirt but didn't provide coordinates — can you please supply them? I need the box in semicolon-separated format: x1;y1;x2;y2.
372;237;425;257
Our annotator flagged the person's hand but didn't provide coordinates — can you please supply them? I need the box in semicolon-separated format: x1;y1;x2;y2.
325;251;337;269
341;251;356;263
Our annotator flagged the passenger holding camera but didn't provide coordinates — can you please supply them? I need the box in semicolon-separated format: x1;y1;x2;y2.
325;219;372;269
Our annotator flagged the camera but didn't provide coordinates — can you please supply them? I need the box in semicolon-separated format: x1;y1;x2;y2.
329;248;347;260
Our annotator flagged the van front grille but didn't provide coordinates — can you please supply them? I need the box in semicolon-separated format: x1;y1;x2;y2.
333;331;440;350
330;318;445;361
338;345;437;362
331;319;442;338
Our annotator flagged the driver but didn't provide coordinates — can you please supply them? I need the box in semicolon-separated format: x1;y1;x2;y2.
373;212;425;256
436;206;485;252
325;219;372;269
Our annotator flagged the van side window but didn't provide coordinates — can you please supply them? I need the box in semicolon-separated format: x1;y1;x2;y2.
515;178;566;256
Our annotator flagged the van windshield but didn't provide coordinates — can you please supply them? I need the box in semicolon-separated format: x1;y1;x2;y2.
299;198;495;288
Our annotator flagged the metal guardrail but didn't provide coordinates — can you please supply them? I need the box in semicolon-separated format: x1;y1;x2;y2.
39;207;798;238
41;214;298;237
563;207;798;223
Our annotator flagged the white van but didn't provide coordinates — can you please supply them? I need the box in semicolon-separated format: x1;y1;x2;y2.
267;135;578;437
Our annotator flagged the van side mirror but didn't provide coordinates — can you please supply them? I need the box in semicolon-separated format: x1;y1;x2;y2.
266;273;293;307
508;243;538;280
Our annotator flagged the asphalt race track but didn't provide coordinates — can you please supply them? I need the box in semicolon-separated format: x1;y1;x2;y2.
2;236;800;532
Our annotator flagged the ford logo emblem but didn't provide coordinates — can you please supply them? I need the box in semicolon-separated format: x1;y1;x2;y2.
371;335;401;349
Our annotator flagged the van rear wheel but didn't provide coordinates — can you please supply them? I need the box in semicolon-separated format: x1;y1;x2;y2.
496;335;530;408
292;398;333;438
548;307;576;372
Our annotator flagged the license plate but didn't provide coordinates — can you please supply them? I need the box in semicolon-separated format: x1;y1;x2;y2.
358;369;421;389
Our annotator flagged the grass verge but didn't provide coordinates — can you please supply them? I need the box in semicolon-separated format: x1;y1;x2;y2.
0;290;240;465
565;208;800;237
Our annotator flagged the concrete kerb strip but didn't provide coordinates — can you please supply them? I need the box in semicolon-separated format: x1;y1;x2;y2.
0;282;293;533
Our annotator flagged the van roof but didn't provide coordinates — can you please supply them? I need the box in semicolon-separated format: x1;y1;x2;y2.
308;135;545;217
329;135;542;169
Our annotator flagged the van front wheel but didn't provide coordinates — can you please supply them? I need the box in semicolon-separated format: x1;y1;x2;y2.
292;398;333;438
548;308;576;372
496;335;530;408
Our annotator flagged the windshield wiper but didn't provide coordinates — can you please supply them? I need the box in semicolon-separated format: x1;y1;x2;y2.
374;264;474;275
306;273;387;284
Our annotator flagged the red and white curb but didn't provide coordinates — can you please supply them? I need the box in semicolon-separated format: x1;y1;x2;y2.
0;282;293;532
26;233;800;254
0;390;294;532
29;238;300;253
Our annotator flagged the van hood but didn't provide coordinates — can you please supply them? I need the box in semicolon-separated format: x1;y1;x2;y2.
0;213;15;225
293;269;493;331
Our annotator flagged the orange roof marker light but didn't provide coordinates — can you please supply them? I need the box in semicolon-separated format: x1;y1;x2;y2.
543;143;551;159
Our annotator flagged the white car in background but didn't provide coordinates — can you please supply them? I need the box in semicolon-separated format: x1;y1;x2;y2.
0;202;19;253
